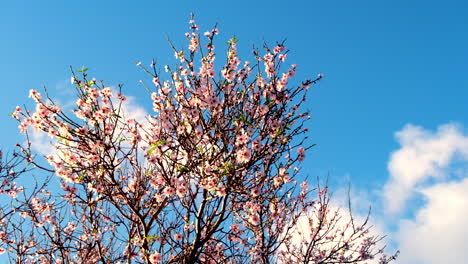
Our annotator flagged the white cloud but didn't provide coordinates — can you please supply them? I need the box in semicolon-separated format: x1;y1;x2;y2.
396;178;468;263
383;123;468;214
29;129;56;157
118;94;148;125
380;123;468;264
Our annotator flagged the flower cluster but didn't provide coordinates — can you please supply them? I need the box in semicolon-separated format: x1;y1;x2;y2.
0;16;395;264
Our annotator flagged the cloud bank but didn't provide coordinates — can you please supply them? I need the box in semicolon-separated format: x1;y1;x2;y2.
384;123;468;214
383;123;468;263
396;177;468;263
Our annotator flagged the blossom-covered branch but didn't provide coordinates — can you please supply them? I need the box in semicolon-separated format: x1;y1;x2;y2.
1;16;396;264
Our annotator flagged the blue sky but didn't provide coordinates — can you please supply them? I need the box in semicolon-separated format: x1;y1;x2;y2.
1;1;468;263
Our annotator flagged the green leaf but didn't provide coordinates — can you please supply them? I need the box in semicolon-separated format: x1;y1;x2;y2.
238;114;253;125
152;139;167;146
119;138;126;142
78;174;85;182
197;146;205;154
77;66;90;73
145;235;159;241
226;36;239;44
145;168;154;176
178;167;190;173
220;162;234;176
148;147;156;156
7;112;14;117
148;140;167;156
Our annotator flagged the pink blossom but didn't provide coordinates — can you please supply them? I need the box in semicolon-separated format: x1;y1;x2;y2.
252;137;262;151
216;185;226;196
251;187;260;197
28;89;42;102
99;87;113;97
127;178;138;193
249;214;260;225
176;185;187;198
236;147;251;164
273;45;285;54
118;92;126;101
273;176;282;186
149;252;162;263
174;233;183;241
235;130;250;146
189;36;199;52
163;186;175;197
154;193;164;203
297;147;306;162
278;53;287;62
152;77;159;85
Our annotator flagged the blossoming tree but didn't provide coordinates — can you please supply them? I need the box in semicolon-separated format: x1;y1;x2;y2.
1;17;396;263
